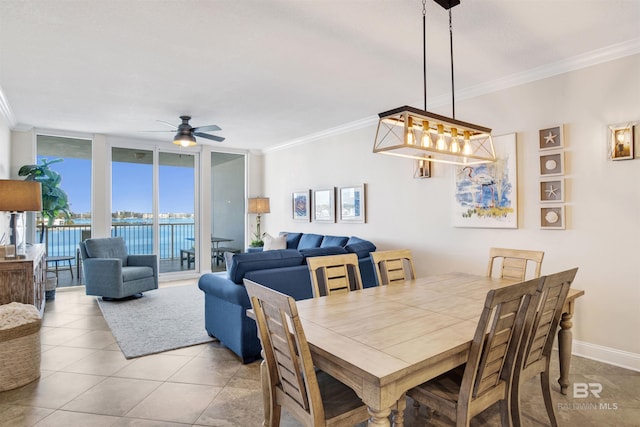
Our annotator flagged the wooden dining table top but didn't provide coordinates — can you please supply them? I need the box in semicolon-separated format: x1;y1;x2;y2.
294;272;584;414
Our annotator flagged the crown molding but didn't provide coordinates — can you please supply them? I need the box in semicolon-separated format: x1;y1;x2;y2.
263;38;640;153
0;84;16;128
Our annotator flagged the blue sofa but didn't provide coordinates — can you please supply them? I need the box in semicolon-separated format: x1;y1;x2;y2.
198;233;377;362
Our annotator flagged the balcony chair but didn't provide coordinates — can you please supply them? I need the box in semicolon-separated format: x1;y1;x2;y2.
511;268;578;427
244;279;371;427
306;253;363;298
371;249;416;286
407;277;542;426
79;236;158;300
487;247;545;280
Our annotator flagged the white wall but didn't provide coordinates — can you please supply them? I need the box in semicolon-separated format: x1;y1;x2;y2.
262;54;640;368
0;115;10;238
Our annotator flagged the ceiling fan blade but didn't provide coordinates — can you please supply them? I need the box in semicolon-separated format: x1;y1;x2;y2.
156;120;178;130
194;132;225;142
193;124;221;132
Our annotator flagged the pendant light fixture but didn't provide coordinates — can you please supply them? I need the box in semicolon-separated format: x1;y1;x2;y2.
373;0;496;166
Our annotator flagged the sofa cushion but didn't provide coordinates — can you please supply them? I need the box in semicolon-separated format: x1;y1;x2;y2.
281;232;302;249
122;266;154;282
227;249;304;284
263;233;287;251
84;237;128;266
299;246;348;261
297;233;324;249
345;236;377;259
320;235;349;248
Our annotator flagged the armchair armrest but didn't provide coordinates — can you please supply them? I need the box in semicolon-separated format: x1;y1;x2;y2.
83;258;123;290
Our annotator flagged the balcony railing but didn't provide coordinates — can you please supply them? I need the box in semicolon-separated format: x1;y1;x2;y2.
39;223;196;267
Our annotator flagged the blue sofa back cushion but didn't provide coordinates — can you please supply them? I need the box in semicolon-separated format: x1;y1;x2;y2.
297;233;324;250
228;249;304;284
320;235;349;248
281;232;302;249
344;236;377;259
299;246;348;261
84;237;128;266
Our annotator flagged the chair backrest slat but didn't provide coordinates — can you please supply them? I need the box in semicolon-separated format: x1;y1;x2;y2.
244;279;321;419
522;268;577;370
307;254;363;298
487;247;544;281
371;249;416;286
462;277;543;400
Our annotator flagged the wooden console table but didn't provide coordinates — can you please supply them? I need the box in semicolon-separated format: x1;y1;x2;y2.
0;244;46;315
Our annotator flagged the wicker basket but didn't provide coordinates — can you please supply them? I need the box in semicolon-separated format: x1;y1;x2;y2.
0;303;42;392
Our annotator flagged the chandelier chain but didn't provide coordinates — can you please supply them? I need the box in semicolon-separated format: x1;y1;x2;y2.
449;8;455;119
422;0;427;111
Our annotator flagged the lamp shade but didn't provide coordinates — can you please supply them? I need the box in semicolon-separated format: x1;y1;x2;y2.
248;197;270;214
0;180;43;212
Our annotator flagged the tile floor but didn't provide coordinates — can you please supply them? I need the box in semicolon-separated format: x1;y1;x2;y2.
1;282;638;426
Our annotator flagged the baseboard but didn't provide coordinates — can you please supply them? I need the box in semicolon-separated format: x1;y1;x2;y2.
571;340;640;372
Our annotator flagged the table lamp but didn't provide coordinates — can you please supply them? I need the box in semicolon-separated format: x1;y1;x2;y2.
0;180;43;258
247;197;270;246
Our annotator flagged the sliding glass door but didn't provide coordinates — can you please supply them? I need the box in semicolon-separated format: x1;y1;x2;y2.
111;147;196;274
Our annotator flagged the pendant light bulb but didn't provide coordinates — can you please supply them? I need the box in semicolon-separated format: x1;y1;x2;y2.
436;124;447;150
421;120;431;147
462;130;472;156
406;116;415;145
450;128;460;153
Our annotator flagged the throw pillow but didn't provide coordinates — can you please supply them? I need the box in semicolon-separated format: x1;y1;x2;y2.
263;233;287;251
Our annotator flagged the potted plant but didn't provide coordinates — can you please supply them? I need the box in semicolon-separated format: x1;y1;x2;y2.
18;159;71;242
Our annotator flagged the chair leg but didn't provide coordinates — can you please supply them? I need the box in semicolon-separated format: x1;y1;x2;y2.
541;369;559;427
498;399;512;427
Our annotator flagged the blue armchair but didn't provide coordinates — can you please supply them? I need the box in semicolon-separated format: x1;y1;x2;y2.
79;237;158;299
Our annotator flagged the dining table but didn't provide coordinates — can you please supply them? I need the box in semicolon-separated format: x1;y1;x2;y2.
275;272;584;427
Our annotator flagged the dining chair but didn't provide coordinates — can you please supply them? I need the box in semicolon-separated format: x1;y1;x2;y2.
511;268;578;427
306;253;363;298
370;249;416;286
407;276;543;427
243;279;371;427
487;247;545;280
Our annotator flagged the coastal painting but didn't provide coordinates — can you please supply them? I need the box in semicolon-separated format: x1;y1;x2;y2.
453;133;517;228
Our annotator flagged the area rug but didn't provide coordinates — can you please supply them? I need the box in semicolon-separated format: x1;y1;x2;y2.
96;284;214;359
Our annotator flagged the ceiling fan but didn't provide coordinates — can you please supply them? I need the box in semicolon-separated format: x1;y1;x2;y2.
157;115;225;147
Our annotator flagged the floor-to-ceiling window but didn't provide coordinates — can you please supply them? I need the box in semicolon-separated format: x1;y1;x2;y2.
36;135;92;286
111;146;197;274
159;152;195;273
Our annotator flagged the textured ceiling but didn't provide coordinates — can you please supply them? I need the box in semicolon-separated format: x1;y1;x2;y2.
1;0;638;152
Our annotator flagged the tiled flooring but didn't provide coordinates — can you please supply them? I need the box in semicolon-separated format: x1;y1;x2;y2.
1;282;639;426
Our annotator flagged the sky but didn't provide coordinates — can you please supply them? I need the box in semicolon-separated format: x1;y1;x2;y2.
37;156;195;215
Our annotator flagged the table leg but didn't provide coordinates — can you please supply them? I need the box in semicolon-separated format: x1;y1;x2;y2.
558;305;574;395
368;407;391;426
392;394;406;427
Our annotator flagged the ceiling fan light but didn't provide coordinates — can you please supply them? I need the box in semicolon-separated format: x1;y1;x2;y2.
173;132;197;147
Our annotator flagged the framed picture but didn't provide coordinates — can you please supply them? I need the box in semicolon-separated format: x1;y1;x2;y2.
292;190;311;222
539;125;564;150
609;124;634;160
453;133;518;228
539;150;564;176
338;184;366;223
539;178;564;203
540;206;565;229
312;188;335;223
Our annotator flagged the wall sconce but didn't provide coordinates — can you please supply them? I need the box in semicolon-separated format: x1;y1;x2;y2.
414;158;432;179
